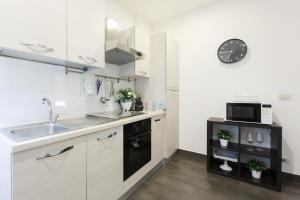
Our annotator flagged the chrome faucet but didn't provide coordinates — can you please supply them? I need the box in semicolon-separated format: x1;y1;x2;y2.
41;98;59;126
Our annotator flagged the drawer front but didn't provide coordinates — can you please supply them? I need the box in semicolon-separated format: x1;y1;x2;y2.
12;137;86;200
87;126;123;200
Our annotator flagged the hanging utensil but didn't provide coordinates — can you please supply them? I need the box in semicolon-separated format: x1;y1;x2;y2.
96;79;102;95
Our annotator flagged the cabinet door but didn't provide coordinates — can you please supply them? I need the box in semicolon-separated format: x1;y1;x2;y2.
166;90;179;158
67;0;105;68
87;127;123;200
0;0;66;60
135;27;150;78
166;36;179;91
151;116;165;166
12;137;86;200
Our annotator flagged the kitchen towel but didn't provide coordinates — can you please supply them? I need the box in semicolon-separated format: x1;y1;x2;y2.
81;73;97;100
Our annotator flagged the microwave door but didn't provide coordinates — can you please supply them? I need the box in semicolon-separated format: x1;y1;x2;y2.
227;103;261;123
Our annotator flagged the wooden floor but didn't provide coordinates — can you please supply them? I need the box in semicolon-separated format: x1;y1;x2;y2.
129;151;300;200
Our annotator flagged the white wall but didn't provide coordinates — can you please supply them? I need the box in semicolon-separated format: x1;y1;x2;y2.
153;0;300;175
0;0;151;128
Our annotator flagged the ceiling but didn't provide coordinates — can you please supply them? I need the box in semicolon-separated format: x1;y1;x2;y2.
119;0;215;24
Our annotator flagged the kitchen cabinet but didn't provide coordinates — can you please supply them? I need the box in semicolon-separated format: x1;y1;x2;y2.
151;116;166;166
0;0;66;60
12;137;86;200
67;0;105;68
166;36;179;91
138;33;180;158
135;27;150;77
119;27;150;78
165;90;179;158
87;127;123;200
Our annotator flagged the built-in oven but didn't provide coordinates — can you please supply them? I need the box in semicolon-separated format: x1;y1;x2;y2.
123;118;151;181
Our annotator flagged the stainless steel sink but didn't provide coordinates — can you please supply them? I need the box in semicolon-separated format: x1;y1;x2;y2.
2;114;119;142
3;124;71;142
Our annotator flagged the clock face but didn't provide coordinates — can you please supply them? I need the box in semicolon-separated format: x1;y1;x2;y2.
218;39;247;63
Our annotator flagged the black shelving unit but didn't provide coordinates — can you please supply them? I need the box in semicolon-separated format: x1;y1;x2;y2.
207;118;282;191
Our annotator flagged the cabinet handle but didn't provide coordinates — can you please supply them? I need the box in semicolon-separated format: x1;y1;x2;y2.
20;41;54;53
97;132;117;141
78;56;98;65
36;146;74;161
155;119;161;122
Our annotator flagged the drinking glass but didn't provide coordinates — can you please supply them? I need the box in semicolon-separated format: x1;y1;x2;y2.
256;132;265;151
247;132;255;151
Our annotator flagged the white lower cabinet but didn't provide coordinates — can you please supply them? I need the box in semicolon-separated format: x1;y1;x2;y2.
87;127;123;200
8;117;165;200
151;116;165;167
12;137;86;200
166;90;179;158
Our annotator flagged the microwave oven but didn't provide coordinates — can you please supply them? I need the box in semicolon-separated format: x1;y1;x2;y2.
226;102;272;125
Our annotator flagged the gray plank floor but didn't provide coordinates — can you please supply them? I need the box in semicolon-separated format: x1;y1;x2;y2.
129;151;300;200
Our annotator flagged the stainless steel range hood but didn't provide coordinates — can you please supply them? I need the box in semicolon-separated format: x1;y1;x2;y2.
105;19;144;65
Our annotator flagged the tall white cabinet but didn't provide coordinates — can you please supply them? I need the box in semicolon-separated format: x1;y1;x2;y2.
137;32;180;158
165;90;179;158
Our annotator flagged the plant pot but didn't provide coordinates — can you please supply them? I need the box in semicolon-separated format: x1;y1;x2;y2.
220;139;229;147
251;170;262;179
121;101;132;112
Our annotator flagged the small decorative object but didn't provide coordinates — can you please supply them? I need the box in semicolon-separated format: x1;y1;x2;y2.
134;96;144;111
246;132;255;151
218;39;247;63
247;159;267;179
255;132;265;151
217;129;231;147
145;101;153;112
214;150;238;172
117;88;137;112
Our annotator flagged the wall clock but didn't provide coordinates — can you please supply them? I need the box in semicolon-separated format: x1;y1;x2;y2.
218;39;247;63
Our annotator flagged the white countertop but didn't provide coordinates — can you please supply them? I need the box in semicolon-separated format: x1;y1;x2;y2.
0;111;165;153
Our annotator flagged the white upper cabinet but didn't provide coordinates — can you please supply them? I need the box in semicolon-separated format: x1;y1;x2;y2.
166;36;179;91
0;0;66;60
135;27;150;78
67;0;105;68
119;26;151;78
12;137;86;200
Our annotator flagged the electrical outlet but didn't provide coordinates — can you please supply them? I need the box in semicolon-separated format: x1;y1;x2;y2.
278;94;293;101
55;101;66;107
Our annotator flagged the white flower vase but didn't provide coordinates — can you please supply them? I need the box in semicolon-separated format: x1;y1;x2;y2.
251;170;262;179
220;139;229;147
121;101;132;112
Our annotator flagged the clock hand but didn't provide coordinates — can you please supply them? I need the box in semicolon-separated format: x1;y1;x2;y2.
227;50;233;60
219;51;232;54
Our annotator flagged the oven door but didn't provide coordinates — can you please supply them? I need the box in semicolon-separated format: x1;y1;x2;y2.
226;103;261;123
124;130;151;181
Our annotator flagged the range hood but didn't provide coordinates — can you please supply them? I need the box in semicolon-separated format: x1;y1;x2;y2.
105;19;145;65
105;40;144;65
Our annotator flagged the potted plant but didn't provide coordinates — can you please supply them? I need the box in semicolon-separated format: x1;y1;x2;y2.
217;129;231;147
117;88;137;112
247;159;266;179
